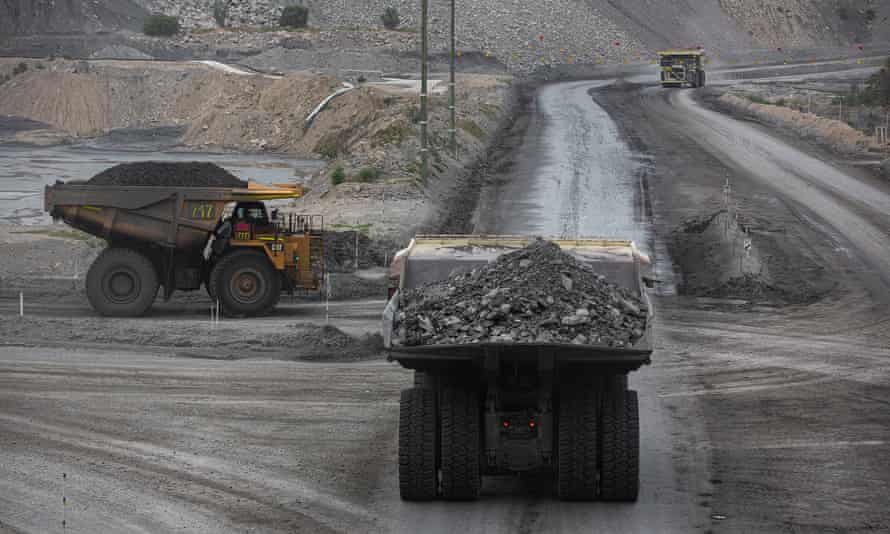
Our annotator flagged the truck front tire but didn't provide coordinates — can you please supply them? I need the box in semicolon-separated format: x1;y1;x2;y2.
439;382;481;500
86;247;159;317
557;380;599;500
399;388;438;501
210;249;281;317
599;389;640;501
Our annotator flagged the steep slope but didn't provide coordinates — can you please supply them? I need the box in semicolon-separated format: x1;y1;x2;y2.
0;0;148;35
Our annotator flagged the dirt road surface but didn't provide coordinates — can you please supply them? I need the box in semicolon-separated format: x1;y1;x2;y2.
3;58;890;533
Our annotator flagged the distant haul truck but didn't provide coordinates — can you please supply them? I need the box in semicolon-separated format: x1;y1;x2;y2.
45;181;324;317
659;49;706;88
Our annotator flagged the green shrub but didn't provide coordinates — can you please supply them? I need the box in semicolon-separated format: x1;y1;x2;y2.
381;7;400;30
372;122;413;146
12;62;27;76
747;94;769;105
458;119;485;140
316;141;339;159
865;9;877;23
280;6;309;28
356;167;382;182
213;1;229;27
331;166;346;185
144;15;181;36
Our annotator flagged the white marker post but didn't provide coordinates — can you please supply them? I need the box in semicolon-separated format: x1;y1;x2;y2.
19;291;23;317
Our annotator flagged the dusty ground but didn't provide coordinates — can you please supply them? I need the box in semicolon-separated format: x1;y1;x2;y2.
3;55;890;534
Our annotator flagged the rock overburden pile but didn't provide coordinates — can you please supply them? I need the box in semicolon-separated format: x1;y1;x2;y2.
87;162;247;187
393;240;647;348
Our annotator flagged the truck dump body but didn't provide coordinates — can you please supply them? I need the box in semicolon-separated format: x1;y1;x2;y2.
45;182;304;251
384;235;653;368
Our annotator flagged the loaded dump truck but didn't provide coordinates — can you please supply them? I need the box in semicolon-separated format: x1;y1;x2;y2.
659;49;706;88
384;236;653;501
44;172;324;317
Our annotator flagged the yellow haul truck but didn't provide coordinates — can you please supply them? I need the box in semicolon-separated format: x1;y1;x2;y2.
45;181;324;317
658;49;706;88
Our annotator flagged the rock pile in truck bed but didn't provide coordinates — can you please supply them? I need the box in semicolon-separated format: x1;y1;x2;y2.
393;240;648;349
87;162;247;188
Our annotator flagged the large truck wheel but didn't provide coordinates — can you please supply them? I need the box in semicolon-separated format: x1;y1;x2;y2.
86;247;159;317
557;381;599;500
399;388;438;501
210;249;281;317
439;382;481;500
599;389;640;501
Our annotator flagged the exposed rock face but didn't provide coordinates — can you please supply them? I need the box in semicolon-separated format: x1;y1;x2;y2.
394;241;648;349
0;0;147;35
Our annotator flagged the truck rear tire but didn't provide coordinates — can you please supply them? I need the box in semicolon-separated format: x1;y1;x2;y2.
439;382;481;500
699;71;706;88
557;380;599;500
599;389;639;501
399;388;438;501
86;247;159;317
210;249;281;317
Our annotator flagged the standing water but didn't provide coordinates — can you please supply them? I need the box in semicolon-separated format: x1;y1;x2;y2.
475;80;676;294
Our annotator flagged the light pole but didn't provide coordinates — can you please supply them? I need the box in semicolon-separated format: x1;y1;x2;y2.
420;0;429;182
449;0;457;156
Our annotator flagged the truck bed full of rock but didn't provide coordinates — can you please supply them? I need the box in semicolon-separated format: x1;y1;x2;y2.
393;240;647;349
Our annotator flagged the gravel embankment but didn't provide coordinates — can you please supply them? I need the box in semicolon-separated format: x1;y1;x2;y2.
394;240;647;348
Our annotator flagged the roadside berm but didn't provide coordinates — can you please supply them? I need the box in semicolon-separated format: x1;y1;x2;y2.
393;240;647;348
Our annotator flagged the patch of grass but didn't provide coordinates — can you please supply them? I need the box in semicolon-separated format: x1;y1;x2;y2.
12;62;28;76
381;7;400;30
354;167;382;183
372;122;414;147
404;161;422;176
747;94;770;105
458;119;485;140
213;0;229;27
331;166;346;186
144;15;181;36
280;6;309;29
316;140;339;159
479;103;501;120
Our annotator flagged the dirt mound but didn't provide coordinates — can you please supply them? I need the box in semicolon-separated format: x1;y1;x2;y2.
0;72;112;135
718;94;876;156
394;240;647;348
87;162;247;187
294;324;383;361
672;210;833;305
